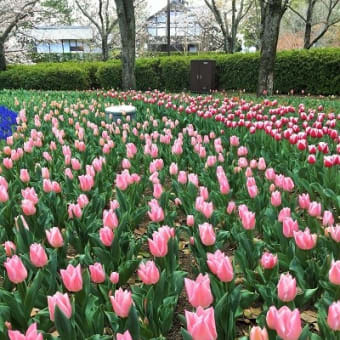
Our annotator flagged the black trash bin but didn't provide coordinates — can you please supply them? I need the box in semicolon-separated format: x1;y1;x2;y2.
190;60;216;93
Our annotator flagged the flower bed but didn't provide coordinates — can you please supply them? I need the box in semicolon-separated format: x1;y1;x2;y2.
0;90;339;340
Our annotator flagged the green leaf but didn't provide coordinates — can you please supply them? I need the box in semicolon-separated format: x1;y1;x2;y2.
54;305;75;340
24;270;44;319
181;328;193;340
126;305;140;340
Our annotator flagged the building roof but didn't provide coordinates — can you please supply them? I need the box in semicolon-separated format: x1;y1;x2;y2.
31;26;93;41
147;0;189;20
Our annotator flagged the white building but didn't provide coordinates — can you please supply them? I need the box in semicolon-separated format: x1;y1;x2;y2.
146;0;201;52
31;26;95;54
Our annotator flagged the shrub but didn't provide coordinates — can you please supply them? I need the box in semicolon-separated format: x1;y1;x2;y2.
0;64;89;90
95;61;122;89
1;48;339;94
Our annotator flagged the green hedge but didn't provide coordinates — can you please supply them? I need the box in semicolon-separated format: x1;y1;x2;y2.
0;63;89;90
1;48;339;94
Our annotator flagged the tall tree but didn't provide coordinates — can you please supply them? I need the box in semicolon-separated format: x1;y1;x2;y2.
114;0;136;89
0;0;40;70
204;0;253;53
288;0;340;48
257;0;290;95
74;0;118;61
0;0;71;70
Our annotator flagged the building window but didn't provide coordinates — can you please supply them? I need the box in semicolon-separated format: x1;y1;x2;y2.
70;40;84;52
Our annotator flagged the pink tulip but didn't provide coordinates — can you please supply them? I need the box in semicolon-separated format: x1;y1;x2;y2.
199;223;216;246
329;260;340;285
43;179;53;193
207;249;233;282
71;158;81;171
188;173;199;187
103;210;119;229
3;158;13;169
230;135;239;147
187;215;195;227
178;171;187;184
52;181;61;193
110;288;132;318
68;203;82;219
249;326;268;340
60;264;83;292
99;226;114;246
265;168;276;181
65;168;73;179
266;306;302;340
282;177;294;192
247;185;258;198
327;301;340;331
126;143;137;158
148;231;168;257
77;194;89;208
153;183;163;199
298;193;310;209
0;185;9;202
3;241;16;256
294;228;317;250
330;225;340;242
277;273;297;302
46;227;64;248
308;201;322;217
260;252;278;269
8;323;43;340
21;199;36;216
237;146;248;156
169;162;178;175
185;306;217;340
282;217;299;238
20;169;30;183
110;272;120;284
116;330;133;340
241;211;256;230
199;187;209;201
148;199;164;222
323;210;334;227
78;174;94;192
278;207;291;222
201;201;214;219
4;255;27;284
89;263;106;283
185;274;213;308
21;187;38;205
47;292;72;321
271;191;281;206
30;243;48;268
258;157;266;170
137;260;160;285
41;167;50;179
226;201;236;214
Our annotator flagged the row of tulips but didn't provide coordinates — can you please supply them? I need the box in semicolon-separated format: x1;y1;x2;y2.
0;89;338;340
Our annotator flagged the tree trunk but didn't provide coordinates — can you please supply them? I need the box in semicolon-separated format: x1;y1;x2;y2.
304;0;314;49
102;37;109;61
257;0;284;96
115;0;136;90
0;41;6;71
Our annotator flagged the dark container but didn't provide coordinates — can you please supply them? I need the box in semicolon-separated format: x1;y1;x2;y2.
190;60;216;93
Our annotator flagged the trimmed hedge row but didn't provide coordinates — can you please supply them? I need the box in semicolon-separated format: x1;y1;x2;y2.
0;49;339;94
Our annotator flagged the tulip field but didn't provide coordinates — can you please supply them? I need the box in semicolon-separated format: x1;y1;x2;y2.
0;88;339;340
